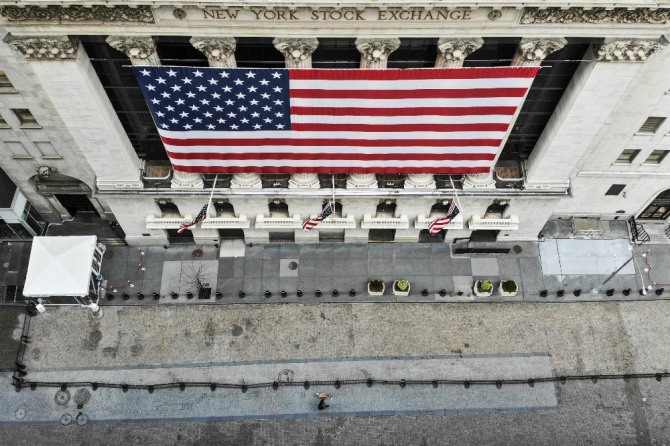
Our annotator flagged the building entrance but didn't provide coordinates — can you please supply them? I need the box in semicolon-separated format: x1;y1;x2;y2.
639;189;670;220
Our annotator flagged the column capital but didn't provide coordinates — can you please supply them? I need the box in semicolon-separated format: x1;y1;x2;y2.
171;170;204;189
404;174;436;189
597;37;668;62
462;172;496;190
230;173;262;189
355;38;401;69
346;173;378;189
106;36;159;65
435;38;484;68
513;38;568;66
288;173;320;189
273;37;319;69
190;37;237;67
3;35;78;60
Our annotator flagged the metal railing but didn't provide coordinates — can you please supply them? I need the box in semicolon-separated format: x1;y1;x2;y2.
629;217;650;245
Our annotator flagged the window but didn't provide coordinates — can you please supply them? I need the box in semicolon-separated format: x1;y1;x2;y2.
615;149;640;164
12;109;40;128
637;117;666;134
4;141;33;159
34;141;62;159
0;115;10;129
156;200;180;217
643;150;669;165
605;184;626;196
0;70;16;93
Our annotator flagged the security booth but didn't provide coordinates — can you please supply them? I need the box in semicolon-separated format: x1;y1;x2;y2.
23;236;106;313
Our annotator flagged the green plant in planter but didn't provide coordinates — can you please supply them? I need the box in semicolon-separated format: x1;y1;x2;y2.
395;279;410;291
477;280;493;293
502;280;518;293
369;280;384;292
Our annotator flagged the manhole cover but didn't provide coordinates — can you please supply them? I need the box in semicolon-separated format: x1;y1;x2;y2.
288;261;298;270
75;413;89;425
88;330;102;343
277;369;294;382
513;245;523;254
73;389;90;406
192;249;204;259
55;389;70;405
103;251;113;259
15;407;26;419
60;413;73;425
231;324;243;337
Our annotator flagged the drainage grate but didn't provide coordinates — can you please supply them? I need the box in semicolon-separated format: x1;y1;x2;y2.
192;249;204;259
288;261;298;270
15;408;26;419
88;330;102;343
55;390;70;406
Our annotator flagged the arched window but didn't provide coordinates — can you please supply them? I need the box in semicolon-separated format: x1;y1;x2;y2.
639;190;670;220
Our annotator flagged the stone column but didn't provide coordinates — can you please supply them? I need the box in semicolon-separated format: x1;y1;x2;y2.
511;38;568;67
346;174;378;189
355;38;401;69
107;36;204;189
273;38;319;69
230;173;262;189
525;38;668;189
4;36;142;189
106;36;160;66
190;37;237;67
435;38;484;68
462;172;497;189
288;173;320;189
404;174;436;189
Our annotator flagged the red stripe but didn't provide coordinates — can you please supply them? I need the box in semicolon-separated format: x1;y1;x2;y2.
290;106;517;117
288;67;540;81
172;165;491;174
162;136;501;148
291;123;509;133
167;152;495;161
290;88;528;99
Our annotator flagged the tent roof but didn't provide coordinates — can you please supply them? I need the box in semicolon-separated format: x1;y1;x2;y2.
23;236;97;298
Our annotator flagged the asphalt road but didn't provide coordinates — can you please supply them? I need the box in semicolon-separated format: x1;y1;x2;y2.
0;378;669;446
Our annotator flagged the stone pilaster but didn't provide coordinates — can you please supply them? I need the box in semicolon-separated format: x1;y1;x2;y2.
230;173;262;189
404;174;436;189
435;38;484;68
288;173;320;189
4;36;142;189
355;38;401;69
171;170;204;189
273;38;319;69
597;38;668;62
190;37;237;67
106;36;160;66
346;173;378;189
512;38;568;66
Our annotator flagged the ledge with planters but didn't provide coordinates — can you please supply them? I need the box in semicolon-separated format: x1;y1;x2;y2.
473;280;519;297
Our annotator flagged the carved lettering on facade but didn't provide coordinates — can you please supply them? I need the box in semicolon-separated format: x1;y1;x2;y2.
520;7;670;25
0;5;154;23
200;7;473;22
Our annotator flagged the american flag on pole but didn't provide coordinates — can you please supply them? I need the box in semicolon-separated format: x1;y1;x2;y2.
302;202;334;231
132;66;539;174
178;203;209;234
428;201;460;235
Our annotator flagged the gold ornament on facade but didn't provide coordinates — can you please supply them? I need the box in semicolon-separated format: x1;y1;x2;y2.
520;7;670;25
0;5;154;23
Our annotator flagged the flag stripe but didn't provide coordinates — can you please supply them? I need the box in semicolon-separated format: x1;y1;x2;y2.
165;151;496;161
291;97;525;108
160;136;502;147
290;123;510;133
288;67;539;81
291;114;514;125
289;106;519;117
172;166;490;174
290;88;529;99
167;159;492;168
165;145;499;155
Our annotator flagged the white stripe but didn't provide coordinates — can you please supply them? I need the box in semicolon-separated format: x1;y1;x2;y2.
290;78;535;90
164;145;498;155
159;129;504;140
291;97;523;108
291;114;514;125
170;159;491;168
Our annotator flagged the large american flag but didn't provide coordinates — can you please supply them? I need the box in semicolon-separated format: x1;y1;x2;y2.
132;66;539;174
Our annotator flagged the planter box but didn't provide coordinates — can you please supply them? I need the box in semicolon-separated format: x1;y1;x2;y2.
393;281;411;296
473;281;493;297
368;281;385;296
499;281;518;297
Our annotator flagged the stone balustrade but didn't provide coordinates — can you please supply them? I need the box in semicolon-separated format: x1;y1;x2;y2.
255;214;303;229
415;213;464;230
361;214;410;229
145;214;191;229
468;214;519;230
200;214;250;229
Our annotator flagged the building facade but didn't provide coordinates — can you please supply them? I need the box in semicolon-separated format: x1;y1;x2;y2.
0;1;669;246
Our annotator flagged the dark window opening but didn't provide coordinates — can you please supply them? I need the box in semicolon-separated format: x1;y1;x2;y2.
605;184;626;196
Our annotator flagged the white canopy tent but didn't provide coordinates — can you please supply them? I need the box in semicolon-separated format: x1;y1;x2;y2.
23;236;105;299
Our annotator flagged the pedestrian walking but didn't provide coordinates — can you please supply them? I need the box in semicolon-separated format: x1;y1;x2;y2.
316;392;332;410
318;398;329;410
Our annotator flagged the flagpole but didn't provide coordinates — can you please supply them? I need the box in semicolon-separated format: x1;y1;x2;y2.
331;174;336;207
206;174;218;217
449;175;463;212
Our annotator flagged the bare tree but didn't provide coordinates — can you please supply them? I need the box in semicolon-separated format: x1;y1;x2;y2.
183;262;213;299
